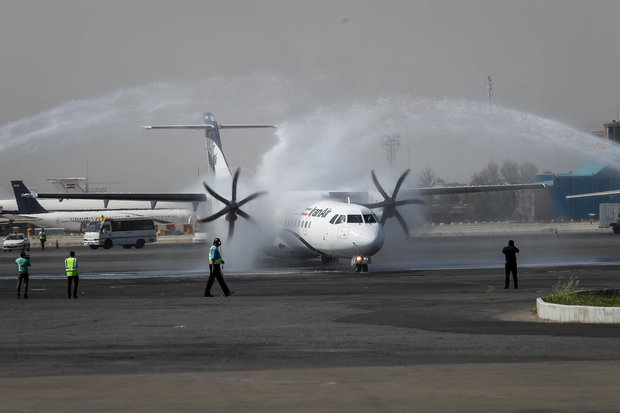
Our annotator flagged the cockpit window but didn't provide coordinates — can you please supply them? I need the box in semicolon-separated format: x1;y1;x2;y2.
347;215;363;223
363;214;378;223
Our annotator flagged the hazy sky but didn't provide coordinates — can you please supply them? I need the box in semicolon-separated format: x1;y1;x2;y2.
1;0;620;193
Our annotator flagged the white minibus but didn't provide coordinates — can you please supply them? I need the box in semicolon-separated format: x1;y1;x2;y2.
83;217;157;249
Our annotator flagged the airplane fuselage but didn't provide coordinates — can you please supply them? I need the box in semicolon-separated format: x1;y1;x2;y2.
7;208;191;232
271;200;384;262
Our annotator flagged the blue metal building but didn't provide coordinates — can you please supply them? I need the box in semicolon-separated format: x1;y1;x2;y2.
549;162;620;220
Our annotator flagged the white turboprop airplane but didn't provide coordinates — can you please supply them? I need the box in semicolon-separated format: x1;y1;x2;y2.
3;180;194;233
26;112;545;271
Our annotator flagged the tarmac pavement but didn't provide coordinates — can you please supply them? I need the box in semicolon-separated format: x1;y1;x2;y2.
2;227;620;411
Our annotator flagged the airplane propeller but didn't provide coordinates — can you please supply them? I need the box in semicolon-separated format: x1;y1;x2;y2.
197;168;267;240
363;169;424;238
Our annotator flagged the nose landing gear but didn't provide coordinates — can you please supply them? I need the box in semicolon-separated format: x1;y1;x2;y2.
352;256;371;272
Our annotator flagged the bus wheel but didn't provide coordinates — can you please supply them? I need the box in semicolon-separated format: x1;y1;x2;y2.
122;245;132;249
103;239;113;249
135;239;145;249
89;245;99;250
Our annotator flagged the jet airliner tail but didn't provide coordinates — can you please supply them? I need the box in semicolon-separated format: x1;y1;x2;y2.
11;181;48;214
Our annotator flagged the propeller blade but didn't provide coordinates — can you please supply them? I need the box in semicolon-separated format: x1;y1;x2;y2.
237;191;268;207
203;182;231;206
231;167;240;203
363;201;388;209
393;209;410;239
394;198;425;207
367;169;416;235
391;169;411;200
198;168;264;241
371;170;390;201
228;218;235;239
380;209;390;225
236;209;252;220
197;207;230;223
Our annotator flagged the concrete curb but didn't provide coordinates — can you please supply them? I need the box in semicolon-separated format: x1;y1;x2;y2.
536;297;620;324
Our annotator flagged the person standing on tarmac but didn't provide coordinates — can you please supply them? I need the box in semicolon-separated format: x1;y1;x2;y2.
502;240;520;289
16;251;31;299
65;251;79;299
205;238;233;297
39;228;47;251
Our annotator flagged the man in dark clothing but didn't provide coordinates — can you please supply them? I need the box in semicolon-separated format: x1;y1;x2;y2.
502;240;519;289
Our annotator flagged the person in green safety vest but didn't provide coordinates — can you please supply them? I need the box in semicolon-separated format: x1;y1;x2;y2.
204;237;233;297
65;250;79;299
39;228;47;251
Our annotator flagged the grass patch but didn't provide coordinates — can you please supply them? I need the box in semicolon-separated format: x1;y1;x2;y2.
542;275;620;307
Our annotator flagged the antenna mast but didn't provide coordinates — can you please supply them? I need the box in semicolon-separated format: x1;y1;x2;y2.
488;75;492;105
382;134;401;167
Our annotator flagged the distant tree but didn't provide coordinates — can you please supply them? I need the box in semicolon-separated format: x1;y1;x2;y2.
418;168;437;187
500;160;521;184
519;162;539;183
471;161;502;185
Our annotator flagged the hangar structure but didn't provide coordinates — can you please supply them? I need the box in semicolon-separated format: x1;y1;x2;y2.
539;162;620;221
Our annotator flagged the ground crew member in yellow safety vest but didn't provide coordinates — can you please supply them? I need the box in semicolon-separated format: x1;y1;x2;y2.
39;228;47;251
204;237;233;297
65;250;79;299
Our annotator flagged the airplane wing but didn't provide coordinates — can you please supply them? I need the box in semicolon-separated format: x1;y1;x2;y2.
21;192;206;210
565;190;620;199
404;182;547;196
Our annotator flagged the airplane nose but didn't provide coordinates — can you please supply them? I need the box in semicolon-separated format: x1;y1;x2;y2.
351;225;384;256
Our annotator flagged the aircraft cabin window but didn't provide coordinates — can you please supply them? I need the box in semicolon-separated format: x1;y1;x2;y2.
347;215;363;223
363;214;378;223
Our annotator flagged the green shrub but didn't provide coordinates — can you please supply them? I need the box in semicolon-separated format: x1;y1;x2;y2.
543;275;620;307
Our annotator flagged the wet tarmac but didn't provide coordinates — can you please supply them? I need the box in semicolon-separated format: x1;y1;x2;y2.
2;230;620;411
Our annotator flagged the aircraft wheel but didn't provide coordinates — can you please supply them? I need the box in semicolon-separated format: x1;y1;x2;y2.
362;264;369;272
355;264;362;273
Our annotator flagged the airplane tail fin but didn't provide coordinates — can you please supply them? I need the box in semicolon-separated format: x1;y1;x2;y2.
11;181;48;214
143;112;275;180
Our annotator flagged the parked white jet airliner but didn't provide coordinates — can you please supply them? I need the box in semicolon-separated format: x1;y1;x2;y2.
26;112;545;271
4;181;193;232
